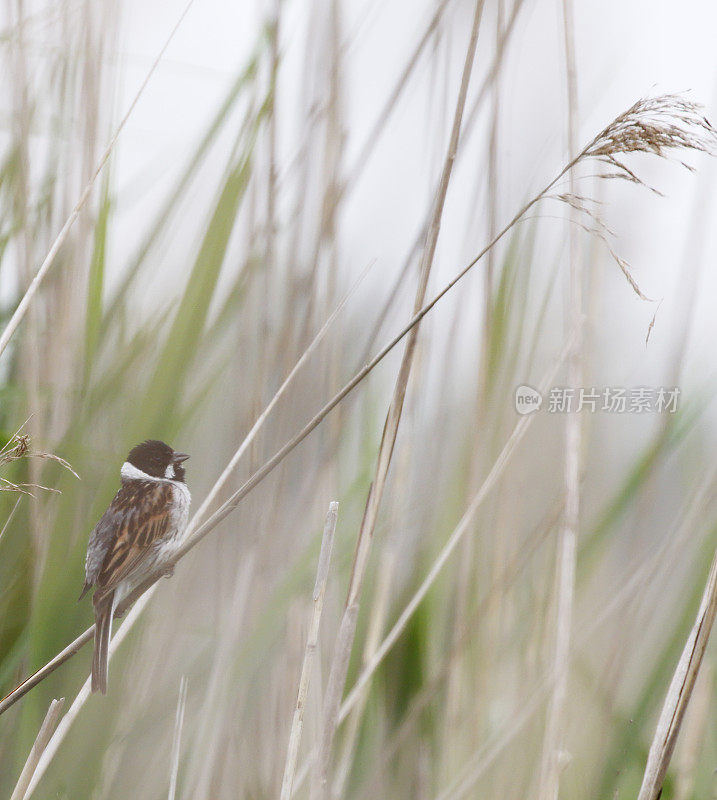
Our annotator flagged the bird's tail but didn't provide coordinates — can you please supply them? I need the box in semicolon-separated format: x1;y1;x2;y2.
92;592;116;694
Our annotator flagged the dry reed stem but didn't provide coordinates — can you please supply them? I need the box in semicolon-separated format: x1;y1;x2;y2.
312;3;485;794
484;0;503;339
1;92;712;725
186;261;373;537
537;1;581;798
358;0;527;364
292;358;570;797
167;676;188;800
9;697;65;800
337;339;571;726
0;0;197;360
637;546;717;800
281;502;338;800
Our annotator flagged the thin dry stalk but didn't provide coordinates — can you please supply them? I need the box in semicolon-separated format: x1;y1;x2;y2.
312;4;485;795
293;355;569;798
637;547;717;800
0;0;197;360
9;697;65;800
359;0;528;366
337;341;571;726
484;0;503;340
281;502;339;800
166;95;713;586
187;260;372;536
0;496;22;542
342;0;453;193
537;1;581;798
167;676;188;800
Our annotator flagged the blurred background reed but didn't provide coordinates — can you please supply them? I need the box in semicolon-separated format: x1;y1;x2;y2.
2;0;717;798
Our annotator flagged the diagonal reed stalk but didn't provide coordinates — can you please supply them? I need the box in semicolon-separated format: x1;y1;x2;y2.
337;344;571;722
0;0;197;361
280;502;338;800
311;3;485;795
637;545;717;800
290;347;572;798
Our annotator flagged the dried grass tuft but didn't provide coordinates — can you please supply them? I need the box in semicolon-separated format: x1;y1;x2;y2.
0;429;79;496
585;94;717;187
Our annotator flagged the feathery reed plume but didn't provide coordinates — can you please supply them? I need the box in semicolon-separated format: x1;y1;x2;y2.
586;94;716;179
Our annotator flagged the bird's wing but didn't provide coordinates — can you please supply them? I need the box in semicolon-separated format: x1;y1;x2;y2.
87;481;174;598
83;492;129;592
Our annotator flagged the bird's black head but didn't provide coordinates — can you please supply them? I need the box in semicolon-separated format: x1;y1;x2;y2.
126;440;190;482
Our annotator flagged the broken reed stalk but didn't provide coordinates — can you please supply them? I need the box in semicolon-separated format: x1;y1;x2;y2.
9;697;65;800
1;92;713;724
537;1;581;798
280;502;338;800
312;3;486;795
0;0;197;361
637;546;717;800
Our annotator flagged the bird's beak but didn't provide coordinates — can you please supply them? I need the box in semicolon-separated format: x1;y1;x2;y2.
173;452;190;463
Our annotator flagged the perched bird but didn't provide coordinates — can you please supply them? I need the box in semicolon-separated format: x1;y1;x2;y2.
80;440;191;694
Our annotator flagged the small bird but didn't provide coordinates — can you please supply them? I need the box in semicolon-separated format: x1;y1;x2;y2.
80;440;191;694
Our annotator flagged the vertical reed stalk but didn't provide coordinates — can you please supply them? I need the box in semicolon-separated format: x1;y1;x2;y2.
538;1;582;796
